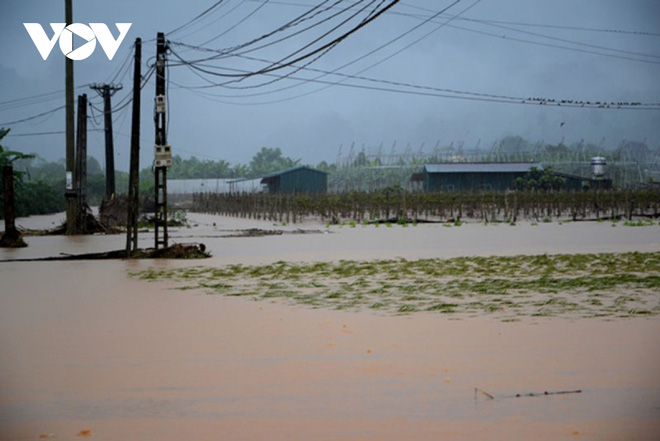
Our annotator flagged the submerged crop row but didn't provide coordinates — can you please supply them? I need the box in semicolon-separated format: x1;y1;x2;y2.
131;251;660;320
192;189;660;224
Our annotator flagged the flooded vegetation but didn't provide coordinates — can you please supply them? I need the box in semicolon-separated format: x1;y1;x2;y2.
132;251;660;320
192;188;660;224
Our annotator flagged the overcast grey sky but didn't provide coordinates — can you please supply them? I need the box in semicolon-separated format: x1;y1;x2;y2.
1;0;659;170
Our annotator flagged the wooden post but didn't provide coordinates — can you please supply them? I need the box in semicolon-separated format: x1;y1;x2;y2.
0;165;26;247
2;165;16;236
90;83;122;198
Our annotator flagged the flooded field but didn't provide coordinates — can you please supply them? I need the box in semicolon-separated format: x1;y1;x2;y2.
1;212;659;440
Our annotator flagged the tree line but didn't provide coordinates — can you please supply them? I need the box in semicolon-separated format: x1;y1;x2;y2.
3;134;658;219
0;146;307;218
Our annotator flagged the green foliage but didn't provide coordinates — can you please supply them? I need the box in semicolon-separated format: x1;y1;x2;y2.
315;160;337;173
515;166;566;191
131;251;660;319
623;219;654;227
1;128;57;219
544;142;571;159
249;147;300;178
12;180;64;216
0;128;35;178
168;155;233;179
156;148;305;180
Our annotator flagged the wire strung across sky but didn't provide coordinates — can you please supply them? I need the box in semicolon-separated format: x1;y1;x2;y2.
235;0;660;64
165;0;660;110
2;0;660;134
173;0;401;83
0;65;155;138
167;0;474;99
246;0;660;37
169;56;660;110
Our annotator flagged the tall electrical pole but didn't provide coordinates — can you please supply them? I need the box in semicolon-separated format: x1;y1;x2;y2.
90;83;123;198
126;38;141;256
74;93;88;233
153;32;171;249
65;0;76;234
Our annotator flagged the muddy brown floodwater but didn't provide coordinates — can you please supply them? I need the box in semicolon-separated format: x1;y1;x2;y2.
1;212;659;440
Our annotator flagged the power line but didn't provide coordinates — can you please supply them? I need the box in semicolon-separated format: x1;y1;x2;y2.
399;2;660;37
171;0;397;68
8;129;103;137
178;0;341;61
171;0;470;92
443;22;660;65
469;17;660;37
0;105;66;126
177;1;245;42
217;0;387;86
105;44;136;85
109;65;157;113
172;0;400;81
248;0;660;37
0;85;91;112
185;0;257;46
167;0;229;37
169;56;660;110
443;16;660;63
242;0;660;64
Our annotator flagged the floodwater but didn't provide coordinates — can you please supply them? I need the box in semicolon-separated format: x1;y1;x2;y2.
1;213;659;440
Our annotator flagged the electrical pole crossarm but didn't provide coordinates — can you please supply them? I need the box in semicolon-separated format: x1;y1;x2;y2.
90;83;123;199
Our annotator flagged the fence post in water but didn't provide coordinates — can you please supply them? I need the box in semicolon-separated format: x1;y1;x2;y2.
0;165;26;248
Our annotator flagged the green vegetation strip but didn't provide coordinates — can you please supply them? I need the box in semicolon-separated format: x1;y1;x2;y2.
130;252;660;320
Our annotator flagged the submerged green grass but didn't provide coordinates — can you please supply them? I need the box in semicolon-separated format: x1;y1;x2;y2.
130;251;660;320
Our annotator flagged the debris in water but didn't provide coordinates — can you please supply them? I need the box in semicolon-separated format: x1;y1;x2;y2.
515;389;582;398
0;243;210;262
474;388;494;400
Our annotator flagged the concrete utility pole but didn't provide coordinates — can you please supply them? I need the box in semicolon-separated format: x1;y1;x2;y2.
74;93;88;234
90;83;123;198
65;0;76;234
126;38;141;256
153;32;170;249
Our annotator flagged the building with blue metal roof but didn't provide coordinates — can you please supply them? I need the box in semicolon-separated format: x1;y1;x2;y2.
420;163;542;192
260;166;328;194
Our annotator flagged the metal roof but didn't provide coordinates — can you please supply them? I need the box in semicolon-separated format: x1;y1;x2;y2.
261;165;329;181
424;163;542;174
